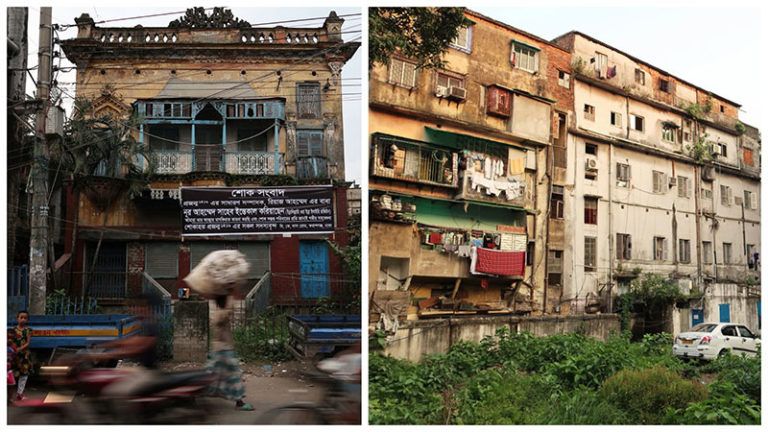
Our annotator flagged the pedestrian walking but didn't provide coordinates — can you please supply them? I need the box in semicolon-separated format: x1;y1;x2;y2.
184;250;254;411
10;310;32;401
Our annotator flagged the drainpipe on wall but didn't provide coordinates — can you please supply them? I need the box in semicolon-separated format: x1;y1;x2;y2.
607;142;614;313
741;202;747;273
694;165;703;290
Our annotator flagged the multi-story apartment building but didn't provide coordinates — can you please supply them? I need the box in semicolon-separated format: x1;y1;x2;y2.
59;8;360;305
550;32;760;330
369;10;573;323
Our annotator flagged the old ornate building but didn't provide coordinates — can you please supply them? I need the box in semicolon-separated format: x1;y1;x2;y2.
59;8;360;305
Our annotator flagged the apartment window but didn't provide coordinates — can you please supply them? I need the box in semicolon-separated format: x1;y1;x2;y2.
617;233;632;260
526;242;535;266
702;241;713;264
654;237;668;261
558;70;570;88
616;163;631;187
594;52;608;78
679;239;691;264
436;72;465;96
652;171;668;194
702;188;713;199
511;42;539;73
585;143;597;155
747;244;757;268
634;68;646;85
486;85;511;117
550;185;564;219
548;250;563;285
744;190;756;210
662;125;677;143
630;114;644;132
584;197;598;225
584;104;595;121
610;111;622;127
723;243;733;264
297;129;324;157
719;143;728;158
584;237;597;272
720;185;732;206
450;25;473;52
683;131;692;142
743;148;754;167
388;57;417;88
720;104;725;113
145;242;179;278
297;82;321;119
677;176;690;198
659;79;670;93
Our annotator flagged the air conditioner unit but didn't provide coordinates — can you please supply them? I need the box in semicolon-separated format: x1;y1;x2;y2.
711;144;722;156
585;158;598;171
668;177;677;187
447;85;467;101
435;87;449;98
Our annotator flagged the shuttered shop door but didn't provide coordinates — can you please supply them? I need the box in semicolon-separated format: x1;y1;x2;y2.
145;242;180;278
238;242;270;279
190;242;237;270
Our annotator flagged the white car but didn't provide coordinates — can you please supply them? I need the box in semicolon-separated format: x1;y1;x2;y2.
673;322;761;360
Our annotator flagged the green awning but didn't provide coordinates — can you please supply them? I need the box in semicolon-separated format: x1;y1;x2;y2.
425;127;528;152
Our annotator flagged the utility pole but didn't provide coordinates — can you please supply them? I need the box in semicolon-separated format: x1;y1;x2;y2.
29;7;53;314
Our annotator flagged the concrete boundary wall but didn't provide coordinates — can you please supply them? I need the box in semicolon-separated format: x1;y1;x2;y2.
384;314;620;362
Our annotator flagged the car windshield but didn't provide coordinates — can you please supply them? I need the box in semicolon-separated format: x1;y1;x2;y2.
690;323;718;333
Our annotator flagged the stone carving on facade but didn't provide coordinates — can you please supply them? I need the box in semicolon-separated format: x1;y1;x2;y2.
91;86;131;119
168;7;251;29
328;61;343;86
323;114;337;155
285;112;297;164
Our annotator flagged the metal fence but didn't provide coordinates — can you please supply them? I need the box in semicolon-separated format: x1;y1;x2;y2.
46;296;100;315
7;265;29;315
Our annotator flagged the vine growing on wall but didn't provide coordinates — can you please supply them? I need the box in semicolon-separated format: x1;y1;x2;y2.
685;133;714;164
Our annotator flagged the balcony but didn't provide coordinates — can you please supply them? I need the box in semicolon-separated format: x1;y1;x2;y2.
225;151;285;175
152;150;193;175
150;149;285;175
371;135;459;188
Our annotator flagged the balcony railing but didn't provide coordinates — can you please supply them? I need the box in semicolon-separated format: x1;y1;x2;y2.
297;156;329;179
225;151;285;175
371;135;459;187
152;150;193;174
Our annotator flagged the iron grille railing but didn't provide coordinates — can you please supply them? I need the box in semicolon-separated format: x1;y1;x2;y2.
372;135;458;187
224;151;284;175
151;150;193;174
78;271;127;299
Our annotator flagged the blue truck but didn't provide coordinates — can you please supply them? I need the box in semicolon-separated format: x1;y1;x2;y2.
8;314;142;364
286;314;361;359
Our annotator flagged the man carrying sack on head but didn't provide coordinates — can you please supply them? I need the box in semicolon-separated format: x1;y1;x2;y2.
185;250;254;411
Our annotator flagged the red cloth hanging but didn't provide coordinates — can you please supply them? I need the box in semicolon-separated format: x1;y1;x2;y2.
474;247;525;276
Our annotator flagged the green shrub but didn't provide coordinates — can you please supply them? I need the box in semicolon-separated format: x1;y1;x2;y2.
369;354;444;424
671;381;760;425
232;313;291;362
453;368;559;424
541;388;629;425
601;366;707;424
699;352;761;402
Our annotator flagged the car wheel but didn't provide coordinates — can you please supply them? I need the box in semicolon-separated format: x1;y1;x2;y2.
718;349;728;358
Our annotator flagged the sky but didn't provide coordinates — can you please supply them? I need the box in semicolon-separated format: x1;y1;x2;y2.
471;5;763;127
22;6;363;183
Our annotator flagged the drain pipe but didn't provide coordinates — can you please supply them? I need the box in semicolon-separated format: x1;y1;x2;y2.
607;141;614;313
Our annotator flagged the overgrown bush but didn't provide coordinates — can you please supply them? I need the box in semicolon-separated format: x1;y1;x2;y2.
369;353;443;424
600;366;707;424
233;313;291;362
700;352;761;403
672;381;760;425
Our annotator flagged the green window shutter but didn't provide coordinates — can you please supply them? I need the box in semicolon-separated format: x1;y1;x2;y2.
145;242;179;278
238;242;271;279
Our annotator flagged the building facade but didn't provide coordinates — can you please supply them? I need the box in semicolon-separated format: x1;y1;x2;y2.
550;32;760;329
60;8;360;305
369;10;573;324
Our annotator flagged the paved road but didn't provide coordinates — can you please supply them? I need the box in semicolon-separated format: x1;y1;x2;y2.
7;362;327;425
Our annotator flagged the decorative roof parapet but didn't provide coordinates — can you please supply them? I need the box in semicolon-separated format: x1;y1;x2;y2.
168;7;251;29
